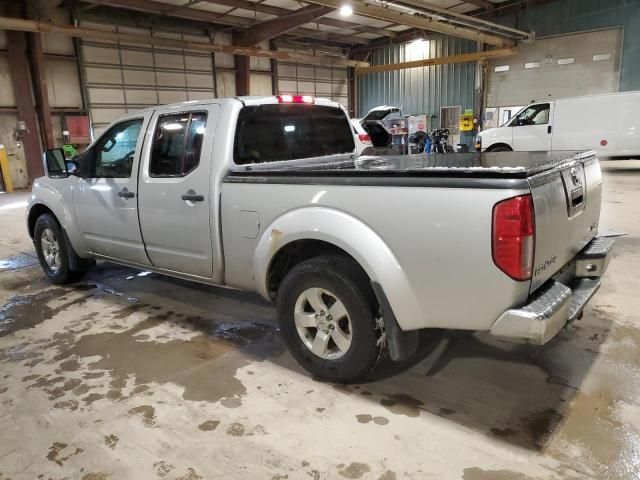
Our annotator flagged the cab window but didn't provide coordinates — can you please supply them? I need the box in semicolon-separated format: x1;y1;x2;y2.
150;112;207;177
92;119;143;178
234;104;355;165
511;104;550;126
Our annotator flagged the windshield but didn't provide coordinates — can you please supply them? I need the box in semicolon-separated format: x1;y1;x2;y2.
508;103;550;126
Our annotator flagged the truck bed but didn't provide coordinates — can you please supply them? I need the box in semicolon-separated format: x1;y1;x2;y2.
227;150;596;181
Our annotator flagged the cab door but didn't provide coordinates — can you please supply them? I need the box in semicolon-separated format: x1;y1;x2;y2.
72;114;152;265
137;104;220;278
511;102;554;151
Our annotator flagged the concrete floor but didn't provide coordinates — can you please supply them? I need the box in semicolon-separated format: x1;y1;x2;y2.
1;162;639;480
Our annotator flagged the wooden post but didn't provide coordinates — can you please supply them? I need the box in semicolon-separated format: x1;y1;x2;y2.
29;32;55;150
7;29;44;182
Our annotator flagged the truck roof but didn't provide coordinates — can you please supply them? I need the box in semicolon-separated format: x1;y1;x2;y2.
531;90;640;103
132;95;345;115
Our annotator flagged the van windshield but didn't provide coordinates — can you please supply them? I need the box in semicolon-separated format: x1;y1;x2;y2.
234;104;355;165
508;103;550;126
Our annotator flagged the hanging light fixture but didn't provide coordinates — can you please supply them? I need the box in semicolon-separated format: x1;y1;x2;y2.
339;4;353;16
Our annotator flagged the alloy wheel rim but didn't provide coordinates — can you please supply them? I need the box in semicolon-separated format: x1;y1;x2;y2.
294;287;352;360
40;228;61;273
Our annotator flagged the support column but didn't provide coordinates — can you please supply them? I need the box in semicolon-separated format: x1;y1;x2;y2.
235;54;250;96
348;66;356;118
29;32;54;150
474;41;486;130
7;29;43;182
233;32;250;96
270;40;278;95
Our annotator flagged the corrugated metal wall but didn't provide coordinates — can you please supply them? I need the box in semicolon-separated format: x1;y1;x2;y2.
357;0;640;119
356;36;477;123
496;0;640;92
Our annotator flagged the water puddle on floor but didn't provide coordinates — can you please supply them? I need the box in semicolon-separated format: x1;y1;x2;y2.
0;254;38;271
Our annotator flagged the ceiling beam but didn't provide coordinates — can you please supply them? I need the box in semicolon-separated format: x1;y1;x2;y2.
81;0;369;45
82;0;252;26
395;0;530;38
0;16;369;67
355;47;517;74
303;0;511;46
463;0;494;10
197;0;396;37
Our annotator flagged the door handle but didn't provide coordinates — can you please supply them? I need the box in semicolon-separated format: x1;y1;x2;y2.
181;193;204;202
118;188;135;198
547;125;552;134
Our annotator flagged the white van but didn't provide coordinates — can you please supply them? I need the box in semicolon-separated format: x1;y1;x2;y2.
476;91;640;158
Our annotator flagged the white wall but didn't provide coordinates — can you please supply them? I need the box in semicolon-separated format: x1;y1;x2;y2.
487;28;622;107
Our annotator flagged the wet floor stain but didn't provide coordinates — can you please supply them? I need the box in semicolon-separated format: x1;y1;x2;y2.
154;460;175;478
54;399;79;411
522;408;565;449
174;467;203;480
129;405;156;427
0;288;89;337
198;420;220;431
220;396;242;408
462;468;538;480
226;422;245;436
355;414;389;425
46;441;83;466
104;434;119;449
337;462;371;479
379;394;423;418
81;473;109;480
35;309;283;406
0;254;38;271
377;471;396;480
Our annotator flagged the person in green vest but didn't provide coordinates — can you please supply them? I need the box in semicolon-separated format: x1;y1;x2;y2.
62;143;78;159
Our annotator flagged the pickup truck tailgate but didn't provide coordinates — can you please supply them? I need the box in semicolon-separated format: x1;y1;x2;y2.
528;151;602;292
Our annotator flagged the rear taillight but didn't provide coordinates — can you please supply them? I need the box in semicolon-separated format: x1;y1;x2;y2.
358;133;371;144
492;194;535;281
277;94;314;104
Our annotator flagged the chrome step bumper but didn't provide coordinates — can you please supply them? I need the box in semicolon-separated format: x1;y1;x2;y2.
490;236;612;345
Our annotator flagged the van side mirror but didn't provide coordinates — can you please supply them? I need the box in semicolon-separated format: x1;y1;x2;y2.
43;148;68;178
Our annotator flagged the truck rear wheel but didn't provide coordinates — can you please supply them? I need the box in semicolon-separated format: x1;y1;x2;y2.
33;213;89;284
276;255;385;383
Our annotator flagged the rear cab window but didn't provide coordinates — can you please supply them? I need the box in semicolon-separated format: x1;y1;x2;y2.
233;104;355;165
150;111;207;177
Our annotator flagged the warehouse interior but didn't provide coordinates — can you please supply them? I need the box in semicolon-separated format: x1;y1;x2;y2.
1;0;640;478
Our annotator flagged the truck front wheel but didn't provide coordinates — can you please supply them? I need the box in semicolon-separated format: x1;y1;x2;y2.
33;213;89;284
276;255;385;383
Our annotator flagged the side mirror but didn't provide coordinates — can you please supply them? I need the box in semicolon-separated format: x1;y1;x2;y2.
43;148;68;178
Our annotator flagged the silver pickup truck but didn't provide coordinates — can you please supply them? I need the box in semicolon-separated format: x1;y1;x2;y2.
28;95;613;383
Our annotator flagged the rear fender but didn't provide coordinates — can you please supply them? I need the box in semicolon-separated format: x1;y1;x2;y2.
253;206;423;331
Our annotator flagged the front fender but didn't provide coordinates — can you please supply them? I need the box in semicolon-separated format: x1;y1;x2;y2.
28;178;88;256
479;127;513;151
253;206;424;331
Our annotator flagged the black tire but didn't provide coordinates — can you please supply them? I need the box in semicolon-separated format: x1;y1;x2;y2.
488;145;512;152
276;255;386;383
33;213;88;284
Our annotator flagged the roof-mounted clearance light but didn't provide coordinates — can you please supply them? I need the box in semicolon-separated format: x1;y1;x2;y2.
277;95;315;104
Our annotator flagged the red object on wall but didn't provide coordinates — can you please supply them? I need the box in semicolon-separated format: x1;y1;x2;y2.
66;116;91;145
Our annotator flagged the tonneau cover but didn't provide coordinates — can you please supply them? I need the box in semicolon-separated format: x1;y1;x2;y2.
230;150;596;179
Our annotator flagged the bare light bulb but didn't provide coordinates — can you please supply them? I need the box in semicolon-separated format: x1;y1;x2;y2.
339;4;353;16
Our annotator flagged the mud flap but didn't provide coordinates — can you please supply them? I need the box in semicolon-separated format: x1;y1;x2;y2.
62;229;91;272
371;281;419;361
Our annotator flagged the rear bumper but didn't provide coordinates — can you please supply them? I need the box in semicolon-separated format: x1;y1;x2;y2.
490;236;613;345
